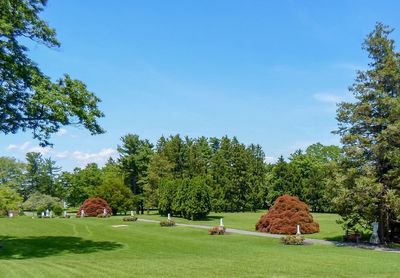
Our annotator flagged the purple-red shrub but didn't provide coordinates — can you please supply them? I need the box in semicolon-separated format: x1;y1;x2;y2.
255;195;319;234
76;198;112;217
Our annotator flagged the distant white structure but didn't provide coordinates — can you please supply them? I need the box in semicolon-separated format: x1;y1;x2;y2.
103;208;107;216
8;211;13;218
296;225;301;236
131;211;134;216
81;209;85;218
220;218;224;228
168;213;171;221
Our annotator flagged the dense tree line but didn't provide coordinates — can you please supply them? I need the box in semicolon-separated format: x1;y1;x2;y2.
0;136;342;219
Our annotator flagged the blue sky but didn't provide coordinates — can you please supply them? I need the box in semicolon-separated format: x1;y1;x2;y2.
2;0;400;170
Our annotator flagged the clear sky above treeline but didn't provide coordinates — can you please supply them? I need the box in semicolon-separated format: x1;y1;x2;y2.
2;0;400;170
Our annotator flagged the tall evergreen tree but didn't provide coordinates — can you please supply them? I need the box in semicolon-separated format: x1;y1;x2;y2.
335;23;400;242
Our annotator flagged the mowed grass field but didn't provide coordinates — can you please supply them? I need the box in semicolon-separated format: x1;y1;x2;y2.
138;211;343;240
1;215;400;278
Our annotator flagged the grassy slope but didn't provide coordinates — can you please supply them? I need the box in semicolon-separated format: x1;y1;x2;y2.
0;217;399;278
137;211;343;240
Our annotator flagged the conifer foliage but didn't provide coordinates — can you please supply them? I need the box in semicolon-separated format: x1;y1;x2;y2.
256;195;319;234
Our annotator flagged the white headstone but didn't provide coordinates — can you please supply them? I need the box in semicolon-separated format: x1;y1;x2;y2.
220;218;224;227
369;222;380;244
41;211;45;218
103;208;107;215
168;213;171;220
81;209;85;218
296;224;301;236
45;209;49;217
8;212;13;218
131;210;134;216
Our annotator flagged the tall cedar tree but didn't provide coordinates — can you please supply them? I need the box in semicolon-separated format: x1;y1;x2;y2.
335;23;400;242
117;134;153;214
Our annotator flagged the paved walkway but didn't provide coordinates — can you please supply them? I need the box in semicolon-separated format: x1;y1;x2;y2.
138;219;333;245
137;218;400;252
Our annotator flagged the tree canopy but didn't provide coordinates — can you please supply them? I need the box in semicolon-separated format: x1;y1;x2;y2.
0;0;104;146
335;22;400;242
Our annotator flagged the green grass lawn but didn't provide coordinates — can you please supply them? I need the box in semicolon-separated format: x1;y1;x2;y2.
1;216;399;277
137;211;343;240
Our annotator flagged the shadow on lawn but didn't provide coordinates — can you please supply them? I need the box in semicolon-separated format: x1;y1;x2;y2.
0;236;123;260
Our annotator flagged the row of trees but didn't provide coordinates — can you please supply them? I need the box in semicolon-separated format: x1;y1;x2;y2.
0;136;343;218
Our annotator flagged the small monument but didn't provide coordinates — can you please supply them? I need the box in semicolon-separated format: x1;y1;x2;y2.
220;218;224;228
103;208;107;216
81;209;85;218
41;211;45;218
369;222;380;245
130;210;134;216
168;213;171;221
8;211;13;218
296;224;301;236
45;209;49;217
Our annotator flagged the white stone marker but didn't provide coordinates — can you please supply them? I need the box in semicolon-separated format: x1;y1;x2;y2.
81;209;85;218
168;213;171;221
296;224;301;236
41;211;45;218
220;218;224;227
131;210;134;216
8;212;13;218
45;209;49;217
369;222;380;244
103;208;107;215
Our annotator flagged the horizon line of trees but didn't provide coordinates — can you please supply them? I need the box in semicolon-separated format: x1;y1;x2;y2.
0;135;342;219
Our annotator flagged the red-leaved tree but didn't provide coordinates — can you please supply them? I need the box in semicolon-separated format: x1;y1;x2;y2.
256;195;319;234
76;197;112;217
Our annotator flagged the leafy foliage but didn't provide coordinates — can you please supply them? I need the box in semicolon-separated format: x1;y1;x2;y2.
334;23;400;242
0;0;104;146
95;176;135;215
280;235;305;245
22;192;60;212
256;195;319;234
0;187;23;215
77;197;112;217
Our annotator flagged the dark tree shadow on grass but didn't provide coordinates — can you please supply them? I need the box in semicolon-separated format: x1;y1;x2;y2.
0;236;123;260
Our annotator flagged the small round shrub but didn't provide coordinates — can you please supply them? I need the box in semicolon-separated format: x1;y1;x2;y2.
122;216;138;221
76;197;112;217
52;205;63;217
256;195;319;234
160;219;175;227
208;226;225;235
281;235;305;245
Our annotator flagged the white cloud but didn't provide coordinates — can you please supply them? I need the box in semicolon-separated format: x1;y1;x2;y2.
71;148;117;164
5;141;116;168
7;141;30;151
56;128;68;136
27;146;52;155
313;93;345;104
264;156;277;164
7;141;51;155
